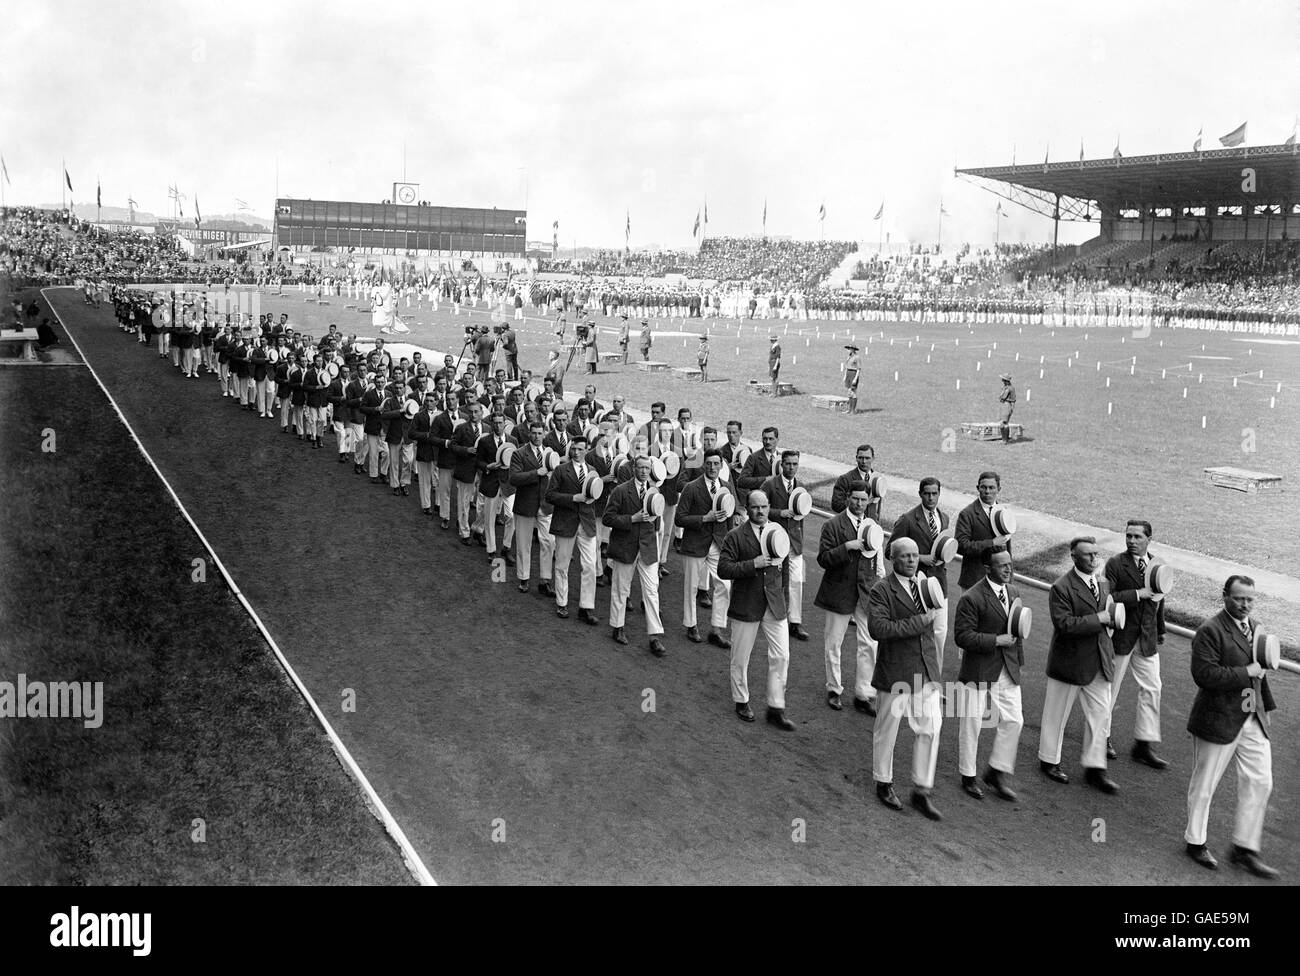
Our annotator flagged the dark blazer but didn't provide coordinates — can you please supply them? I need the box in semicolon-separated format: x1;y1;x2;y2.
431;411;457;468
343;378;366;425
954;578;1024;685
718;522;789;623
1188;610;1276;744
868;573;940;691
410;409;439;464
761;473;805;556
326;378;348;420
305;367;330;409
475;431;503;496
955;500;1012;590
892;503;951;596
508;441;550;517
1104;552;1166;657
380;396;411;444
830;467;881;521
543;428;571;458
360;386;385;435
737;449;777;492
602;480;660;565
813;511;882;615
1046;571;1115;686
657;464;685;506
675;475;735;556
545;461;598;538
450;421;484;483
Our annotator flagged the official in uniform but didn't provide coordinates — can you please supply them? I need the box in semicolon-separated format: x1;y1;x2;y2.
718;490;795;731
1040;537;1118;794
1184;575;1279;877
603;456;666;656
998;373;1017;445
953;547;1024;801
842;345;860;413
768;335;782;395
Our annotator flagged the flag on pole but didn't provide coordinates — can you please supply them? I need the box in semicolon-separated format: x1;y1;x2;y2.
818;201;826;221
1285;118;1297;147
2;154;11;186
128;196;137;207
703;200;708;225
1112;140;1122;159
762;198;767;230
996;202;1004;216
1042;144;1049;170
939;200;950;217
625;209;630;239
64;167;73;192
873;202;884;220
1219;122;1247;147
692;209;700;237
1193;126;1203;152
194;195;201;229
1079;141;1085;162
97;180;101;207
235;197;248;210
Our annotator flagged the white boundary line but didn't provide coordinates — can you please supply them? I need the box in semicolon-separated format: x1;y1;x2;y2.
41;287;437;886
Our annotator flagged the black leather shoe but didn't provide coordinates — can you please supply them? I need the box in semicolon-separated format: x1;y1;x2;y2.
649;637;666;657
1229;846;1280;879
876;783;903;811
685;626;703;643
707;631;731;650
961;776;986;800
735;702;755;723
517;581;529;593
1131;741;1169;770
1185;843;1218;871
1106;737;1117;761
853;696;877;717
504;553;516;567
578;608;599;626
698;592;712;609
555;606;569;619
789;622;810;641
440;519;450;530
983;767;1018;802
1040;761;1069;784
1084;767;1119;795
766;708;795;731
659;565;670;577
538;581;555;598
611;627;628;645
595;573;609;587
461;536;472;546
911;791;943;821
423;507;432;516
827;691;842;711
401;486;410;496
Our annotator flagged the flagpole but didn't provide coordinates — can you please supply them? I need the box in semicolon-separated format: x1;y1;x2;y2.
937;200;943;251
61;157;66;211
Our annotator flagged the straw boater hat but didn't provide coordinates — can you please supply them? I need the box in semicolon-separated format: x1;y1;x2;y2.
844;344;860;352
1252;629;1280;670
641;486;665;517
914;573;946;611
930;530;958;563
858;518;885;557
990;506;1017;536
788;487;813;520
711;490;736;519
1000;373;1012;382
1007;598;1032;639
760;522;790;559
496;442;516;468
1144;561;1174;596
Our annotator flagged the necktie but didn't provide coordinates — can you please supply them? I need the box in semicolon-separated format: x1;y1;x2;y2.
909;579;925;614
639;484;645;503
709;481;717;497
576;465;585;483
1136;557;1146;574
999;587;1009;613
928;510;938;537
786;479;794;495
1088;575;1098;602
1240;619;1251;640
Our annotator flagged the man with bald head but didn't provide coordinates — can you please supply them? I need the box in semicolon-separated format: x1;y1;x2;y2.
718;490;795;731
868;536;945;820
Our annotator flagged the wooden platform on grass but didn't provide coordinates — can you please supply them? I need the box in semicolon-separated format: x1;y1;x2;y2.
812;394;849;410
670;366;702;380
748;380;795;397
635;360;670;372
600;352;623;363
0;328;40;361
1202;466;1282;494
961;421;1025;441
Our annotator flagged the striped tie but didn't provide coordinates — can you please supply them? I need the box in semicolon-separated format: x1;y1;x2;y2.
1088;576;1099;602
928;510;938;537
1000;588;1009;613
909;579;925;614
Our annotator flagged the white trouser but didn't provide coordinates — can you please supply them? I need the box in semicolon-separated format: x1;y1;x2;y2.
707;542;731;628
786;552;804;624
367;434;386;477
388;443;413;487
873;683;942;789
1184;717;1272;850
416;460;436;509
514;512;554;582
729;609;789;709
1039;673;1111;768
1108;651;1162;743
479;492;503;552
553;529;598;609
610;557;663;635
436;466;454;513
334;420;353;454
681;554;708;628
456;478;477;536
500;493;515;548
346;423;363;462
958;668;1024;776
658;503;678;563
933;604;949;673
823;604;876;699
257;379;273;414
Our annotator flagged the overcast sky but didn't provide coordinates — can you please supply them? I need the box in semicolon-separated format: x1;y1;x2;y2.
4;0;1297;248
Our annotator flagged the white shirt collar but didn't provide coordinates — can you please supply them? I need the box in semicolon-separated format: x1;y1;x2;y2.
1074;568;1097;587
987;578;1007;599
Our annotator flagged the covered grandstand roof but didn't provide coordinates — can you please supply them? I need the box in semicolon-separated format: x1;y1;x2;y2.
957;142;1300;216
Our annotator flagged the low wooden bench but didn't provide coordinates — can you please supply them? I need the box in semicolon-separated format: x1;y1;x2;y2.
812;394;849;410
670;367;702;380
960;421;1025;441
635;360;670;372
1202;466;1282;494
0;328;40;361
600;352;624;363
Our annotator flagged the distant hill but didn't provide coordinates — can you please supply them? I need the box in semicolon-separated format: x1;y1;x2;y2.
47;203;271;230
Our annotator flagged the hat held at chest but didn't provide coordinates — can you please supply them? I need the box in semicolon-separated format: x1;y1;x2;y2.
1007;597;1032;639
496;442;516;468
859;518;885;557
930;530;958;563
712;489;736;519
1144;561;1174;596
788;487;812;520
581;470;604;501
642;486;665;517
760;522;790;560
914;574;946;610
990;506;1017;536
1252;629;1280;670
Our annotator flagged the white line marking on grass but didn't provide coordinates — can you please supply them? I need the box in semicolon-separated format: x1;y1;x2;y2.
43;287;438;886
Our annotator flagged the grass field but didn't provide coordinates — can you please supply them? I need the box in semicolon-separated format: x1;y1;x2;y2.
249;287;1300;578
0;346;411;884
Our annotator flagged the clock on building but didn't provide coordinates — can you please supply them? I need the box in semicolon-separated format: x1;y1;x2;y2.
393;183;418;205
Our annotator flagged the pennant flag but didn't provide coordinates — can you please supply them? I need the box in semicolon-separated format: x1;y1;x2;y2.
1193;126;1203;152
235;197;249;210
625;209;630;240
818;201;826;221
940;201;950;217
552;220;559;231
1079;141;1085;162
97;180;101;207
128;196;137;207
1285;118;1297;147
703;200;708;224
1219;122;1247;147
692;209;700;238
996;202;1004;216
1112;142;1122;159
64;167;74;193
762;198;767;227
873;202;884;220
1;154;10;186
194;195;201;229
1043;145;1050;169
